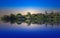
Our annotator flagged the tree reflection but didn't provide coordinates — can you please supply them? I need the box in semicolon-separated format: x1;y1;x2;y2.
1;11;60;26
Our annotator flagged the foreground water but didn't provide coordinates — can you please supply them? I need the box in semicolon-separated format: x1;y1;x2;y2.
0;21;60;38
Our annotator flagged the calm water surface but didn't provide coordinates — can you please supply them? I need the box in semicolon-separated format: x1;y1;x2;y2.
0;21;60;38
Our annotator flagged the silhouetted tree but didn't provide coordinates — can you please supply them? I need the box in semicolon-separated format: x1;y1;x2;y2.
1;15;10;22
9;14;16;24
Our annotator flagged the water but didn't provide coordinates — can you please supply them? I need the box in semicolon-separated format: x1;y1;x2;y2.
0;20;60;38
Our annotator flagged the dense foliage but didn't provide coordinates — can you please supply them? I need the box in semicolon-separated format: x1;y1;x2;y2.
1;11;60;25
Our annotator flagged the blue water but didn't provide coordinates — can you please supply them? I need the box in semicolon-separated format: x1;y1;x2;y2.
0;23;60;38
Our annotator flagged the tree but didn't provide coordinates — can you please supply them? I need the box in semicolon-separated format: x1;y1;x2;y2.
26;12;31;20
1;15;10;22
9;14;16;24
16;13;22;20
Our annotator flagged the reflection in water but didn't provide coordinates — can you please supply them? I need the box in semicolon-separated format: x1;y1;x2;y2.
0;12;60;28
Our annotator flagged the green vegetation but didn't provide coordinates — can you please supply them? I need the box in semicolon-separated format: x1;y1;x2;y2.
1;11;60;25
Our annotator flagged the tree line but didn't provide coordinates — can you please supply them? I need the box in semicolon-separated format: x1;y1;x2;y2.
1;11;60;25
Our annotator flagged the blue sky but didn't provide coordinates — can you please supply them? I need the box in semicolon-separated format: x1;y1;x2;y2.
0;0;60;16
0;0;60;8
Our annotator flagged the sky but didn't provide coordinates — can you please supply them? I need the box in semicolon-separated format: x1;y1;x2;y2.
0;0;60;8
0;0;60;16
